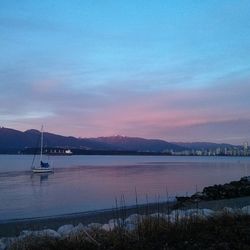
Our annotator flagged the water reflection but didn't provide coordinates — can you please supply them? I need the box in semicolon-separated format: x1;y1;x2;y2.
39;173;49;183
1;156;250;220
30;172;53;184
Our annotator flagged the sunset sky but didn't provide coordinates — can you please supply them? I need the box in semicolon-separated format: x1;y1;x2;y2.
1;1;250;144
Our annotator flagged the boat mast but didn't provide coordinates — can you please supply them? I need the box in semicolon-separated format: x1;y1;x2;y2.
40;125;43;162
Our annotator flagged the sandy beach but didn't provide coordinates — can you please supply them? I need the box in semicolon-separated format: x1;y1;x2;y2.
0;201;176;237
1;196;250;238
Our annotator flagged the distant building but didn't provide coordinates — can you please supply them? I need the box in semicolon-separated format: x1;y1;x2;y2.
243;142;248;151
216;147;221;155
196;150;202;156
224;147;227;155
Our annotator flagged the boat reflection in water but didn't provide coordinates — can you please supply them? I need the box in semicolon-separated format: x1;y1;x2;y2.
30;172;53;184
39;173;49;183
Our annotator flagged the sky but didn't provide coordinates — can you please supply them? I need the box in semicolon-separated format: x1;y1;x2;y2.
0;0;250;144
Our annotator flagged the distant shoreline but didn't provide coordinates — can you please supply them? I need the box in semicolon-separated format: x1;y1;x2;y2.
1;153;250;157
1;127;249;156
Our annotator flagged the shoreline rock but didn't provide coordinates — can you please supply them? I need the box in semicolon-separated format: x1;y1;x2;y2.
176;176;250;203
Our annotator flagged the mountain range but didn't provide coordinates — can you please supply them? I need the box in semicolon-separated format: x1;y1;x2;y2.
0;127;238;154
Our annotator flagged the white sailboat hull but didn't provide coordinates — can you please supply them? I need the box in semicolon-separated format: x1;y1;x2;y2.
32;168;53;173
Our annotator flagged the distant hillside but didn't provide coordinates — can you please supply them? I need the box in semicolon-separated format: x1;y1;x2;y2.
93;135;186;152
0;127;185;153
0;127;112;151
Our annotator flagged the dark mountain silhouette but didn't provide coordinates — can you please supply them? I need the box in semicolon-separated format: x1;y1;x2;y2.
93;135;184;152
0;127;185;153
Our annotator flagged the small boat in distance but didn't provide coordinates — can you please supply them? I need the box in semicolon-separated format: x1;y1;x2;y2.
32;125;53;173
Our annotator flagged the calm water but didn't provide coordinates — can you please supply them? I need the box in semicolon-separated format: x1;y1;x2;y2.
0;155;250;221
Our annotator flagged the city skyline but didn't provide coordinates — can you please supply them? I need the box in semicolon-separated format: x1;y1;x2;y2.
1;1;250;144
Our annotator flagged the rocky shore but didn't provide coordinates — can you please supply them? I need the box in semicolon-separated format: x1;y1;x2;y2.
177;176;250;202
2;204;250;250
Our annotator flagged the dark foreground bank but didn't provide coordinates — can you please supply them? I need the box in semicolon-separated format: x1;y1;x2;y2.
8;213;250;250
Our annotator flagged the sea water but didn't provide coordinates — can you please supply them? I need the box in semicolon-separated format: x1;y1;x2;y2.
0;155;250;220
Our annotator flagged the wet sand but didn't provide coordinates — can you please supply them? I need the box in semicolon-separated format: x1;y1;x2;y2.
0;201;176;237
1;196;250;237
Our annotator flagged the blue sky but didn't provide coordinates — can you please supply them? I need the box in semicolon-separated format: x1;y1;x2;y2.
1;0;250;143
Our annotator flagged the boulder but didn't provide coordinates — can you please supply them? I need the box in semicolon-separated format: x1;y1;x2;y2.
169;208;214;222
169;209;188;222
150;213;165;218
200;208;214;217
125;223;137;231
0;237;16;250
20;229;60;238
184;208;214;219
107;221;117;231
101;218;125;231
222;207;234;214
19;230;32;237
101;223;112;231
125;214;144;225
68;223;86;236
108;218;123;227
242;205;250;214
87;223;102;230
0;238;6;250
41;229;61;238
57;224;74;236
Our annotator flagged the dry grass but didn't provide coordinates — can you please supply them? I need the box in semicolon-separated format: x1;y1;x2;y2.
9;213;250;250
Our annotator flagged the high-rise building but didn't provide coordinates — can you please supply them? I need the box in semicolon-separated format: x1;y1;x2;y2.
243;142;248;151
216;147;221;155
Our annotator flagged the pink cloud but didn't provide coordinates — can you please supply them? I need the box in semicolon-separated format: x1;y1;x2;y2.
2;69;250;144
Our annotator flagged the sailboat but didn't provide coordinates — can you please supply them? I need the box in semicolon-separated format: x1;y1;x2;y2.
32;126;53;173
